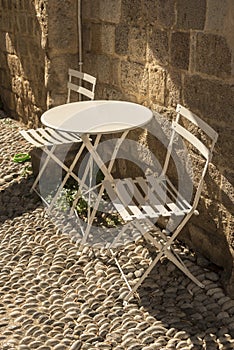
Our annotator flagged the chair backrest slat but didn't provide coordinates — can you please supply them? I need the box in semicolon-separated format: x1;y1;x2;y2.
67;82;95;100
164;104;218;171
176;104;218;142
172;121;210;159
68;68;96;86
67;68;96;103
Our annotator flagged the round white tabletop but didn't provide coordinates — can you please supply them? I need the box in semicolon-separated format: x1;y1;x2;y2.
41;100;153;135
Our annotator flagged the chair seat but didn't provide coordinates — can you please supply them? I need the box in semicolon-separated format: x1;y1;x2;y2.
20;128;81;148
103;174;192;223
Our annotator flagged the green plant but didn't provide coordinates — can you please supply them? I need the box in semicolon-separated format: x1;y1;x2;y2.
48;179;123;228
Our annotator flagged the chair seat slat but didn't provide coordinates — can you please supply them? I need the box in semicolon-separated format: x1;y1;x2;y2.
128;205;146;219
141;205;160;218
135;176;164;207
37;129;66;144
148;175;168;204
45;128;81;143
124;178;147;205
103;180;132;221
29;129;61;145
20;129;43;147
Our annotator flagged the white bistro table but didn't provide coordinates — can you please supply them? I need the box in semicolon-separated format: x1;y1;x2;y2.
41;100;153;135
41;100;153;243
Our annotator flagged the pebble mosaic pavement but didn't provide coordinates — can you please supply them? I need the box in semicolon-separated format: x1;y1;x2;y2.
0;113;234;350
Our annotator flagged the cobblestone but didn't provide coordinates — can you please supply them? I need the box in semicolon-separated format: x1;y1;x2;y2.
0;116;234;349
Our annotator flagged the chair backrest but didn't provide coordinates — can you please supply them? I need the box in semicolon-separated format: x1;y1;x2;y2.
67;68;96;103
163;104;218;210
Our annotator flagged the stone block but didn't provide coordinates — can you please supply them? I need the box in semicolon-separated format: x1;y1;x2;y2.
170;31;190;70
99;0;121;23
157;0;176;28
27;38;43;60
110;58;121;87
91;23;102;53
1;14;10;32
47;56;71;94
82;24;91;53
129;27;147;63
101;24;115;55
176;0;206;30
2;90;16;111
0;32;6;53
0;68;9;89
166;70;182;107
115;24;129;56
16;39;29;58
26;16;34;34
183;74;234;123
82;52;98;80
194;33;232;79
141;0;157;25
121;0;142;24
19;14;27;33
205;0;228;33
47;0;77;53
221;171;234;217
148;28;169;66
142;0;176;27
82;0;100;21
96;55;111;84
149;65;166;105
121;61;148;98
213;130;234;171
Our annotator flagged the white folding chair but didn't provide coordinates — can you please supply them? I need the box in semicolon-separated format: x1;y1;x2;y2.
20;69;96;200
102;104;218;302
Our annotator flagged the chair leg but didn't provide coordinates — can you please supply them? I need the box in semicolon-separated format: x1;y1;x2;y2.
144;230;205;288
31;145;57;194
123;219;205;302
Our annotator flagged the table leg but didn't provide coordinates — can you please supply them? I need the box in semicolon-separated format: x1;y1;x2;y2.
75;131;129;245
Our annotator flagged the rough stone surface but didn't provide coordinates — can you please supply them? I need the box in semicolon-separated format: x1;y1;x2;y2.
170;31;190;70
195;33;232;79
176;0;206;30
147;28;169;66
120;61;147;98
99;0;121;23
115;24;129;56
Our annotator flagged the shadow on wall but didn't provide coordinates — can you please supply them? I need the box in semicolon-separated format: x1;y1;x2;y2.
1;1;47;126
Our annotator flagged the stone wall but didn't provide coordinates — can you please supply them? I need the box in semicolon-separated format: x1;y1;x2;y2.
0;0;233;295
0;0;47;126
0;0;78;127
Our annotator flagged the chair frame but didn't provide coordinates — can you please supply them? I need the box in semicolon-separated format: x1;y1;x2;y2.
20;68;96;202
102;104;218;302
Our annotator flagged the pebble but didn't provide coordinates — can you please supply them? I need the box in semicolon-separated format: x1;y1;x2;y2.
3;174;14;182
